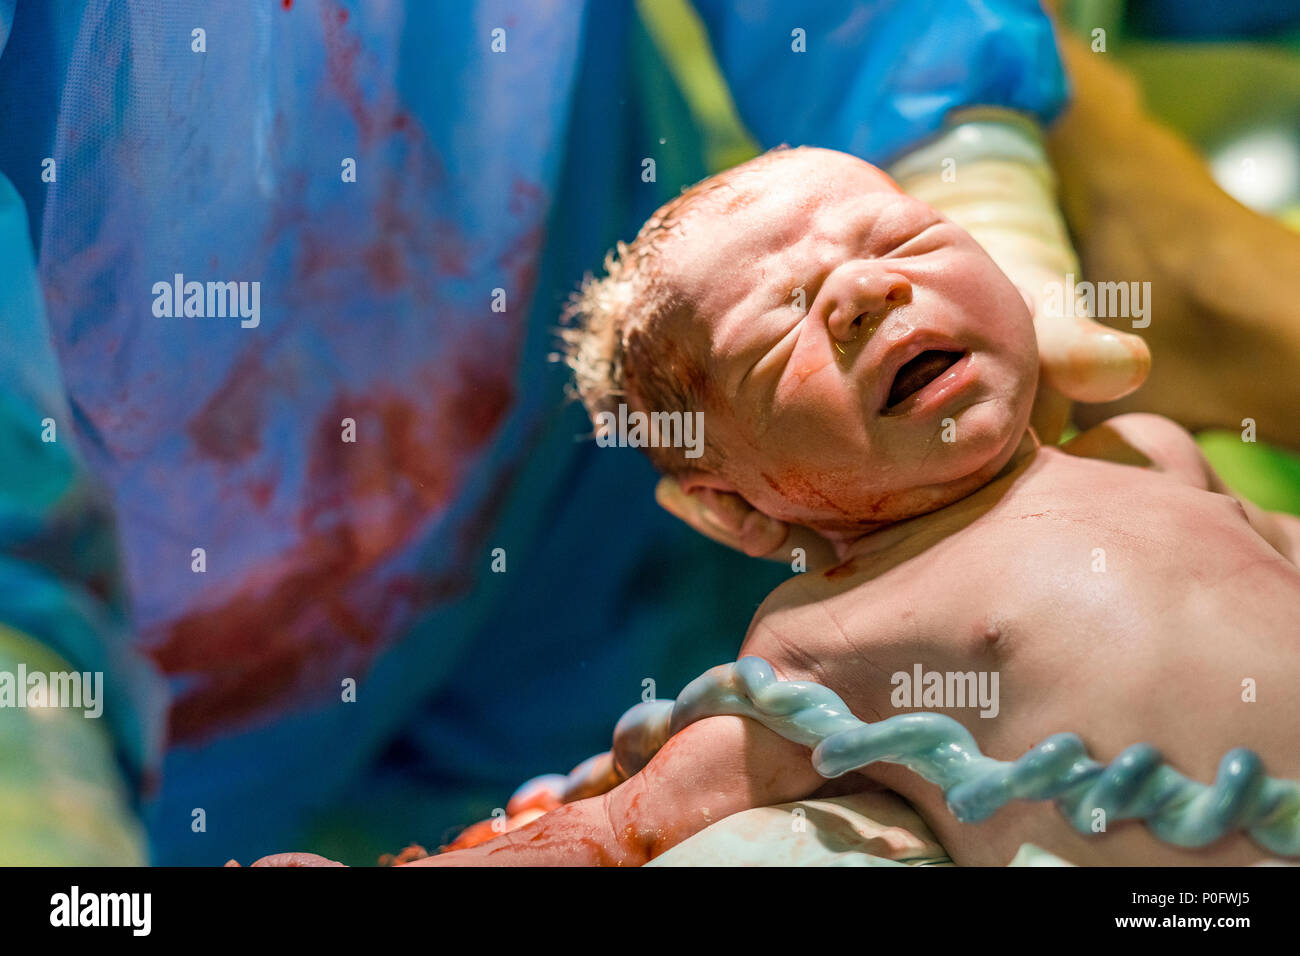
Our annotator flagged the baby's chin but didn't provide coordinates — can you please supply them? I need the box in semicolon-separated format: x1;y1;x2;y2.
771;422;1028;533
801;472;999;533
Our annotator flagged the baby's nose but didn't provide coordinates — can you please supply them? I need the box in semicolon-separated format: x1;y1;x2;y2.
819;263;912;344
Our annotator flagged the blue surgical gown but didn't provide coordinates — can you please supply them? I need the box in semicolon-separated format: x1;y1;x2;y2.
0;0;1065;863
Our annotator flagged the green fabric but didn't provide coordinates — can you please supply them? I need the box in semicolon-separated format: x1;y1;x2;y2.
1199;432;1300;516
0;625;146;864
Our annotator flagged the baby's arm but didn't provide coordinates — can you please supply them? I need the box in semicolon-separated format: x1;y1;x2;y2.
408;714;826;866
1064;412;1300;563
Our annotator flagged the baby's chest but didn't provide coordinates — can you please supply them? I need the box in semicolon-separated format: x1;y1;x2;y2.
744;524;1157;701
742;566;1019;712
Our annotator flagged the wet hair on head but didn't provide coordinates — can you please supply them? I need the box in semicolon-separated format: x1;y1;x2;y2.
557;146;799;473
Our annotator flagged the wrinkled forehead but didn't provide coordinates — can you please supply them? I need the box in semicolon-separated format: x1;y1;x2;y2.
660;149;903;317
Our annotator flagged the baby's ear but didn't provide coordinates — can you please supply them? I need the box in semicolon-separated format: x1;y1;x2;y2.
655;473;789;559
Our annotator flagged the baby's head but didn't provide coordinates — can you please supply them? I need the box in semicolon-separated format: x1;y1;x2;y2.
562;147;1037;535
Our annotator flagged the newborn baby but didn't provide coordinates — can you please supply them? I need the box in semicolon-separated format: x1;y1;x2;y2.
422;146;1300;866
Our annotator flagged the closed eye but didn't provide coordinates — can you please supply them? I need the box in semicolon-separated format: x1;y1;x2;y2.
880;220;948;259
736;311;804;399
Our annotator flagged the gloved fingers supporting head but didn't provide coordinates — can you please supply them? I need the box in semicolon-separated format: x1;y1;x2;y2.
1034;311;1151;404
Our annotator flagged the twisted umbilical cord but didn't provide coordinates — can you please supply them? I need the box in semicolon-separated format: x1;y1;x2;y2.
527;657;1300;856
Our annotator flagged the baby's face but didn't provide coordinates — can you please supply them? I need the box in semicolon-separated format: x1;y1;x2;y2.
665;148;1037;531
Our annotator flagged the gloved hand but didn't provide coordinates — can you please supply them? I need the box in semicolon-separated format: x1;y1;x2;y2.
1047;26;1300;447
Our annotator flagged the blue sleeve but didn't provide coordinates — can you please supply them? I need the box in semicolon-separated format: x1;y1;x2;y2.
0;170;167;801
691;0;1068;163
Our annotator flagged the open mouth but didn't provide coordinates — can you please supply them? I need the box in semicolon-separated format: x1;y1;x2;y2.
883;349;964;411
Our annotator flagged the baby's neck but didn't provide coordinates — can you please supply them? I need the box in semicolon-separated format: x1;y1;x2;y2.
830;429;1041;563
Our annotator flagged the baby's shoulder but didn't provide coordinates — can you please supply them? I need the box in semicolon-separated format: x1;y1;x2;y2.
740;552;926;660
1058;413;1213;489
